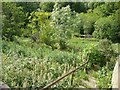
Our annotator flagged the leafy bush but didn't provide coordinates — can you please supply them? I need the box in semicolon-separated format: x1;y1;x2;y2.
98;39;114;57
82;39;115;70
2;52;84;88
96;66;112;88
93;16;119;42
82;43;105;70
111;9;120;42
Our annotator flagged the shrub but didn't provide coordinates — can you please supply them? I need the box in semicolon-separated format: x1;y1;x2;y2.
82;43;105;70
96;66;112;88
82;39;115;70
93;16;119;42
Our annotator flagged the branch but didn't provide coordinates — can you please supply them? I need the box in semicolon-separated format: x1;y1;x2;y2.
40;60;89;90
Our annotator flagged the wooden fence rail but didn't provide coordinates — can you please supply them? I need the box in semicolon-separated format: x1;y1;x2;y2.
40;60;89;90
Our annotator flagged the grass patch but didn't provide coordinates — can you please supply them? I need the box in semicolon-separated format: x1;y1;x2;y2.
67;37;99;51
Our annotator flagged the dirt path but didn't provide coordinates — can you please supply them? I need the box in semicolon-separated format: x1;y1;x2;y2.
80;75;97;88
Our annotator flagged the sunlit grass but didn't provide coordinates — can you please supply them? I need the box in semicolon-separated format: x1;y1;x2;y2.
68;37;99;50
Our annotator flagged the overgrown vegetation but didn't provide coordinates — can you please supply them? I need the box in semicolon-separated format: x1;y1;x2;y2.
1;2;119;89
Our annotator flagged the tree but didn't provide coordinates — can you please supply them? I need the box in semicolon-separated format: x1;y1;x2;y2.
93;2;119;17
83;13;99;35
51;3;77;49
92;16;119;42
86;2;105;10
56;2;86;13
110;9;120;42
39;2;55;12
27;11;51;39
27;11;60;49
2;2;25;40
16;2;40;27
16;2;40;13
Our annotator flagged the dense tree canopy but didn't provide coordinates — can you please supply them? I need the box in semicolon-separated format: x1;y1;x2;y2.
2;2;120;42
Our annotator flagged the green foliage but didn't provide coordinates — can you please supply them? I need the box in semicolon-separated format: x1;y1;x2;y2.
82;43;105;69
47;50;81;66
103;2;119;15
67;38;114;71
27;11;50;39
16;2;40;13
2;2;25;40
69;2;86;13
80;38;115;70
1;40;83;88
52;4;75;33
54;2;86;13
27;11;51;33
75;13;86;34
2;39;52;59
111;9;120;42
51;3;77;49
1;36;117;88
96;66;112;88
16;2;40;30
98;39;113;54
83;13;99;35
68;37;99;51
93;16;118;41
39;2;55;12
91;5;105;17
92;2;119;17
1;2;119;89
86;2;104;10
27;11;61;49
75;12;100;35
